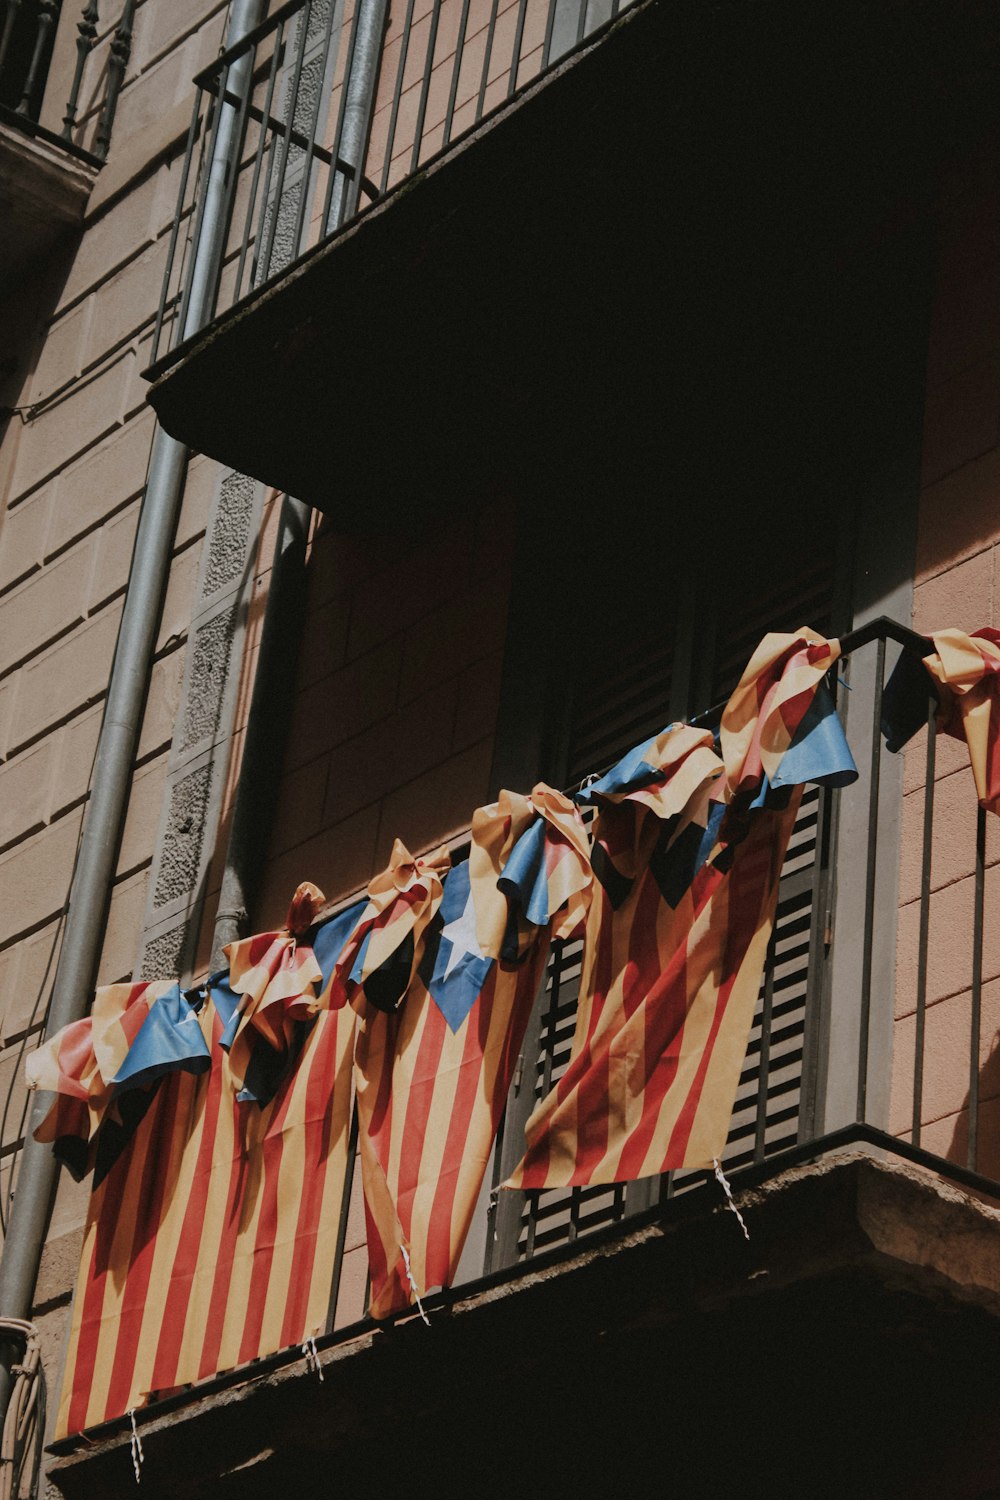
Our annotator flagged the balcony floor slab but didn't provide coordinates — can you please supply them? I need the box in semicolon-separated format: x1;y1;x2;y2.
47;1151;1000;1499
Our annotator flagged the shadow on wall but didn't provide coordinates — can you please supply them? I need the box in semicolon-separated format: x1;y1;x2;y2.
948;1026;1000;1191
0;227;83;437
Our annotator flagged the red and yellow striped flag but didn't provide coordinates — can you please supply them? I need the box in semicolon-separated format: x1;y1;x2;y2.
52;982;355;1437
922;628;1000;813
317;841;452;1015
507;631;847;1191
222;881;325;1095
352;789;592;1318
26;980;202;1177
720;627;841;796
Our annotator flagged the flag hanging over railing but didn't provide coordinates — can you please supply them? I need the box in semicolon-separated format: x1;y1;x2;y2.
48;965;356;1438
882;626;1000;814
26;979;211;1180
346;790;592;1318
32;624;873;1436
507;631;855;1190
221;880;326;1099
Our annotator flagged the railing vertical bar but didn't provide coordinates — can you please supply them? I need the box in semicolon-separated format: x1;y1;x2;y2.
540;0;559;71
94;0;136;156
151;104;203;362
574;0;587;47
856;634;885;1124
753;922;778;1164
507;0;529;97
252;137;281;285
321;0;364;229
0;0;22;84
324;1103;360;1333
443;0;472;146
258;0;314;282
62;0;100;140
524;944;564;1260
409;0;441;173
567;1185;580;1242
969;804;986;1171
215;26;258;293
475;0;500;121
378;0;416;193
291;0;341;259
176;77;226;344
610;0;621;19
911;704;936;1146
17;0;57;116
235;21;285;302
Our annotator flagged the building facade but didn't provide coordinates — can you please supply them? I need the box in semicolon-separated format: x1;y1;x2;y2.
2;0;1000;1494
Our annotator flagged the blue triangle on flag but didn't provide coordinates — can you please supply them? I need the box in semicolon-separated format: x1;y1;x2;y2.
426;862;494;1033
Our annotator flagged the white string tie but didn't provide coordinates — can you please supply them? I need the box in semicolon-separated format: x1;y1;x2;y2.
128;1408;144;1484
713;1157;749;1241
301;1335;324;1382
400;1244;430;1325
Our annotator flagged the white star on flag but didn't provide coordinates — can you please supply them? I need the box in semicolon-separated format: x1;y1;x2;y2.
439;888;484;979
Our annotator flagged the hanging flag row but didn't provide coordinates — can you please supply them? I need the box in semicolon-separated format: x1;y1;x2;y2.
26;627;879;1437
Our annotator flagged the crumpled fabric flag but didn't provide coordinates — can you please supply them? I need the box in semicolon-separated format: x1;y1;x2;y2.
53;974;357;1438
354;789;592;1319
316;842;452;1015
883;628;1000;814
507;635;854;1192
222;881;325;1097
27;981;210;1179
720;628;845;798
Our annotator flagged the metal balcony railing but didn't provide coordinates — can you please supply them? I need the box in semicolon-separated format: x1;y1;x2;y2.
24;617;1000;1449
149;0;635;366
0;0;135;166
311;616;1000;1315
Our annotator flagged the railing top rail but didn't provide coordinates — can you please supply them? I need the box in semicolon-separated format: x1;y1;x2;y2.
839;614;933;659
192;0;306;89
690;615;934;730
0;99;103;166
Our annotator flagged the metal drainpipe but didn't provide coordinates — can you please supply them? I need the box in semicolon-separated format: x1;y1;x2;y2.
325;0;390;231
0;0;267;1428
212;0;390;960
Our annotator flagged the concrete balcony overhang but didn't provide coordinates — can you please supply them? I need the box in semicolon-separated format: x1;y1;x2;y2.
145;0;1000;528
47;1151;1000;1499
0;114;95;282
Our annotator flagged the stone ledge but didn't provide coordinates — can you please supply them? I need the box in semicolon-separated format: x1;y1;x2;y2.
0;121;95;283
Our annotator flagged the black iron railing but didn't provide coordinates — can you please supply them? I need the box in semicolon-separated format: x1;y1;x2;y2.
0;0;134;165
150;0;635;366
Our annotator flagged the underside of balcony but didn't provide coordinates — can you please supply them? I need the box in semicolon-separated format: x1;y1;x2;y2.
145;0;1000;529
47;1149;1000;1500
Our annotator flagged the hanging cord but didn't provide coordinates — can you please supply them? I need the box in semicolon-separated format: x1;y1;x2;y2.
712;1158;750;1241
0;1318;45;1500
399;1245;430;1326
128;1408;144;1484
301;1336;324;1383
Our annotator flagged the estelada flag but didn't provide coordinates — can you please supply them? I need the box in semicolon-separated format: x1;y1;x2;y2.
50;975;356;1437
720;627;843;797
883;627;1000;814
221;881;325;1098
350;789;591;1318
26;980;210;1179
508;633;855;1190
316;841;452;1015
